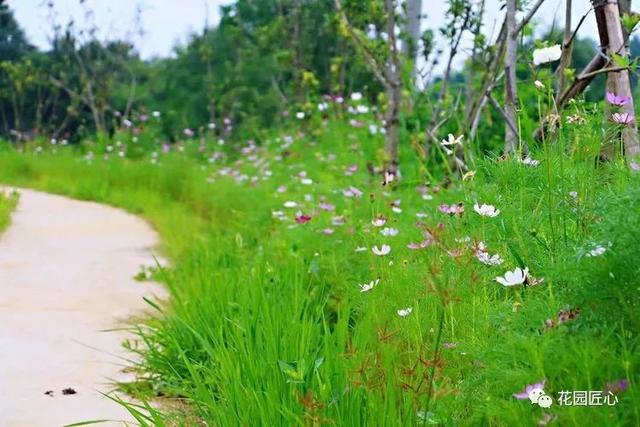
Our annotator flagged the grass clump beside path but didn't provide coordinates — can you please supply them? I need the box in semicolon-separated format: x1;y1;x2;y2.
0;115;638;426
0;189;19;233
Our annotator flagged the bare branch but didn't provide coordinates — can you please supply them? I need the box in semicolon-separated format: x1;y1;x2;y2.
515;0;546;34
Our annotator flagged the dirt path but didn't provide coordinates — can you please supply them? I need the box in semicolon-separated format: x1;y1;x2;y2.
0;188;165;426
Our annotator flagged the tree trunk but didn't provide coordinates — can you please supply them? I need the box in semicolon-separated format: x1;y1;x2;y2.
556;0;573;100
593;0;640;160
402;0;422;79
503;0;519;154
465;0;485;118
385;0;401;177
402;0;421;56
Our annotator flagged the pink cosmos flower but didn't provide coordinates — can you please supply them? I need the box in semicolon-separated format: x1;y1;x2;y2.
343;186;363;198
605;379;629;394
319;203;335;211
513;380;546;400
606;92;631;106
345;164;358;176
612;112;634;124
439;203;465;216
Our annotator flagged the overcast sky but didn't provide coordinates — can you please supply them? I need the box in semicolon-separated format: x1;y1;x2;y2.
8;0;599;69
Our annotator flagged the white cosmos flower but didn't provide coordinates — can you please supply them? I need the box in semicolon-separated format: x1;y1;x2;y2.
586;243;611;257
283;201;298;208
318;102;328;112
380;227;399;236
441;133;463;147
476;251;504;266
296;112;305;119
372;244;391;256
495;267;529;287
372;217;386;227
533;44;562;65
397;307;413;317
519;157;540;167
474;203;500;217
360;279;380;292
351;92;363;101
356;105;369;114
534;80;545;90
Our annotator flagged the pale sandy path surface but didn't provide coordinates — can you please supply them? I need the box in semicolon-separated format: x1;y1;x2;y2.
0;188;166;426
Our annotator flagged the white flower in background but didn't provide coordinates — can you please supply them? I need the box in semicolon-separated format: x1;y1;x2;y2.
586;243;611;257
152;110;161;118
356;105;369;114
372;244;391;256
372;217;386;227
369;124;379;135
397;307;413;317
533;44;562;65
300;178;313;185
318;102;329;112
495;267;529;287
534;80;545;90
380;227;399;237
476;250;504;266
283;201;298;208
474;203;500;217
360;279;380;292
351;92;363;101
382;171;395;185
519;157;540;167
441;133;463;147
296;112;305;119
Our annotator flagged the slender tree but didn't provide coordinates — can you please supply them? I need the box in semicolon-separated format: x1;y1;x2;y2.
336;0;403;178
402;0;422;80
593;0;640;160
503;0;519;154
556;0;573;100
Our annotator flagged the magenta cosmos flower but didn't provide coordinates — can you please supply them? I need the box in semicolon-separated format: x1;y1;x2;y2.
295;213;312;224
606;92;631;106
612;112;634;124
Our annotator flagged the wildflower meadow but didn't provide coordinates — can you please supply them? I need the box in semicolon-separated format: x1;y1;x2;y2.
0;0;639;426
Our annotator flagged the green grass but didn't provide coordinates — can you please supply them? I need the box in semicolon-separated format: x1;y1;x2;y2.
0;111;638;426
0;188;18;233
